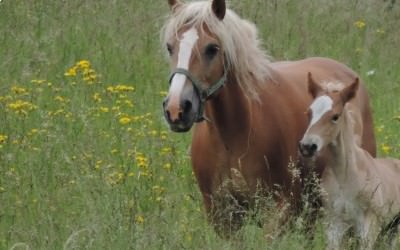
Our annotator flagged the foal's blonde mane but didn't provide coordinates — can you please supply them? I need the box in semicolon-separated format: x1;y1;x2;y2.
340;104;358;148
161;1;272;100
323;82;360;148
320;80;345;92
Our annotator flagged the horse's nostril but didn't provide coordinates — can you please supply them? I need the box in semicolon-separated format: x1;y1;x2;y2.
310;144;317;152
163;98;168;108
165;110;171;121
182;99;192;113
299;142;318;157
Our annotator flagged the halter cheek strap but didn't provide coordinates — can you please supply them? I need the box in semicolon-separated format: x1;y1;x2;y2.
168;63;228;122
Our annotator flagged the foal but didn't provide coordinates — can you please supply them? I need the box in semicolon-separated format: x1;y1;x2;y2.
299;73;400;249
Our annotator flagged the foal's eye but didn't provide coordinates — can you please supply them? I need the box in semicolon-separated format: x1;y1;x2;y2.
332;114;340;123
204;44;220;60
166;44;173;56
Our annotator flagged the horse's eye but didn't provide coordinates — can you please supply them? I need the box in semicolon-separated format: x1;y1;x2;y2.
167;44;173;56
205;44;220;60
332;114;340;123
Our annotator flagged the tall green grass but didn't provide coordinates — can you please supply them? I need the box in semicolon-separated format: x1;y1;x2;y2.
0;0;399;249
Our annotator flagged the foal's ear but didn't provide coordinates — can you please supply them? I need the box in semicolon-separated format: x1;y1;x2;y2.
341;78;359;103
212;0;226;20
308;72;323;98
168;0;182;12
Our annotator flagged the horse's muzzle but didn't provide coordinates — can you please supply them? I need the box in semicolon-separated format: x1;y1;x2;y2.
298;141;318;158
163;97;196;132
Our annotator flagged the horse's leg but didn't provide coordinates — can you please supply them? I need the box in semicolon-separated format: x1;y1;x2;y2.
325;216;348;250
358;212;380;250
388;225;399;250
205;184;249;237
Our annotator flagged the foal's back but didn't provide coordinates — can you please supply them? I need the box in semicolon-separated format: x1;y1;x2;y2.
373;157;400;211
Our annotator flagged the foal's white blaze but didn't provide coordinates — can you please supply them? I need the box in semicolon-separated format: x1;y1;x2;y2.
301;95;333;152
169;28;199;99
309;95;333;127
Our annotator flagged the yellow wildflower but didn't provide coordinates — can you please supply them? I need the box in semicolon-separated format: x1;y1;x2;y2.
64;66;78;77
27;129;39;137
95;160;102;170
54;95;68;103
135;215;144;224
135;153;149;168
0;134;8;144
124;100;134;108
119;117;131;125
354;20;366;29
163;163;172;171
99;107;109;113
93;93;102;102
381;144;391;154
160;146;172;155
77;60;90;69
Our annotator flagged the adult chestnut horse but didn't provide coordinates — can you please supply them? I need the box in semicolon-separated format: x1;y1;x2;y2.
162;0;376;234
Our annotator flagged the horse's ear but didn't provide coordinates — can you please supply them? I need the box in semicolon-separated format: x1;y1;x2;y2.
168;0;182;12
341;78;359;103
308;72;323;98
212;0;226;20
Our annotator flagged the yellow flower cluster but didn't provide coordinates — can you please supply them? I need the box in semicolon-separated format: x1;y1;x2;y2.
106;84;135;94
11;86;29;96
64;60;98;84
7;100;37;115
136;152;151;177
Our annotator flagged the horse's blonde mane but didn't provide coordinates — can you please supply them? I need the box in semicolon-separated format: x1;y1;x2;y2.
161;1;272;100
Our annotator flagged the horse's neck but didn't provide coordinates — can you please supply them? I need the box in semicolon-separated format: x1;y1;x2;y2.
327;110;359;181
204;75;252;146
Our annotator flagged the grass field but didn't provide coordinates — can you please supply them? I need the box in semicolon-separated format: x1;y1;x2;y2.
0;0;399;249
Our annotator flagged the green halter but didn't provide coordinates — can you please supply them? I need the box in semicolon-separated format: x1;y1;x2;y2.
168;63;228;122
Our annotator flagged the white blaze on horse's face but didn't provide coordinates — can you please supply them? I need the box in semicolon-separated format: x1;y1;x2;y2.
300;95;334;157
309;95;333;127
169;28;199;103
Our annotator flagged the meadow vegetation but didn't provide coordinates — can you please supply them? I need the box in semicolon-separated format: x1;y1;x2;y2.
0;0;399;249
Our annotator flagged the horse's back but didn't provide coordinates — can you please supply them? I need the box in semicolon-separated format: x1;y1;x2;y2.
270;57;358;83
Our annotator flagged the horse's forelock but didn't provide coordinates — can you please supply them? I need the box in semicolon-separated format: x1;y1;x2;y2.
162;1;272;100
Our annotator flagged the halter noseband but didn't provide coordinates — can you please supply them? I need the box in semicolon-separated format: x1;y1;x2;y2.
168;63;228;122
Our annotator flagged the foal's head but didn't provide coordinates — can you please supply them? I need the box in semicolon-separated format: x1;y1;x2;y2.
299;73;359;158
162;0;228;132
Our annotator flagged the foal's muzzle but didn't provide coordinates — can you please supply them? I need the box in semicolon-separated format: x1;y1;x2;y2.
298;141;318;158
